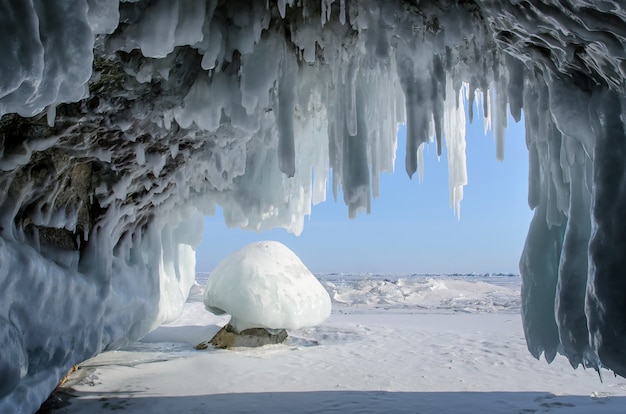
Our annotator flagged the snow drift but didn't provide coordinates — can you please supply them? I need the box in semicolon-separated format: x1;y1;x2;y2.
0;0;625;412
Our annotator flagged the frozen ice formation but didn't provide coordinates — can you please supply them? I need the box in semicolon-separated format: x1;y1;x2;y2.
0;0;626;412
203;241;331;332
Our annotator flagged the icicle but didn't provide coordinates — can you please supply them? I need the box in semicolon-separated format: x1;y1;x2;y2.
320;0;332;25
47;105;56;127
277;46;297;177
339;0;346;25
417;143;425;183
587;89;626;378
555;144;594;370
404;96;429;179
495;86;507;161
432;55;445;156
327;86;343;202
506;55;524;123
548;124;570;223
520;198;564;363
443;77;467;217
373;9;389;60
371;131;381;198
278;0;286;18
169;143;179;159
342;84;370;218
346;56;358;137
135;144;146;165
467;82;476;124
524;79;541;210
484;87;493;135
398;59;430;180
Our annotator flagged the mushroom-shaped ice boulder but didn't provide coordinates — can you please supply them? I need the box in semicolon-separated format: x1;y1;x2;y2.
203;241;331;333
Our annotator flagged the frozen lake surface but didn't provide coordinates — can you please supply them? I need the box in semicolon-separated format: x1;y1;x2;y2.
47;274;626;414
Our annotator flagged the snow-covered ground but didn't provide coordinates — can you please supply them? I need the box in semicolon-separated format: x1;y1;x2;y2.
50;274;626;413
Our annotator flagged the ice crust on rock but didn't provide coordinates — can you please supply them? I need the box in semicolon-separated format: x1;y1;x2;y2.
0;0;625;412
203;241;331;332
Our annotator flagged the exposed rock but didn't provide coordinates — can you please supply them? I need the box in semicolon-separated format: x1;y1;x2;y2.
196;323;288;350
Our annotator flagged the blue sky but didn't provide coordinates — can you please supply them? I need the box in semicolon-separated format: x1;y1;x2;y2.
196;107;532;275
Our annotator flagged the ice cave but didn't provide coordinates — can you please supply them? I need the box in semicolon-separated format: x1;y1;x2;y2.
0;0;625;412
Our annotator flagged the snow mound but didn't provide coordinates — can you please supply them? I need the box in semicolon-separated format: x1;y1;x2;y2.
203;241;331;332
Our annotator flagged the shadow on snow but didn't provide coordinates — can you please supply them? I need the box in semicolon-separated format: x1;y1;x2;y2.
40;389;625;414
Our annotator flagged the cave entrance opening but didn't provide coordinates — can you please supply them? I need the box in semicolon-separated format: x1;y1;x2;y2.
195;111;531;278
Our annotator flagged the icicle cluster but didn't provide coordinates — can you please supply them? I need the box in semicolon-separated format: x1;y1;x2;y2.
479;0;626;377
0;0;625;412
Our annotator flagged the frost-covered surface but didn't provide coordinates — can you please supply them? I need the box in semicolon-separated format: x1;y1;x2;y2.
1;0;626;412
203;241;330;332
318;273;521;314
54;274;626;414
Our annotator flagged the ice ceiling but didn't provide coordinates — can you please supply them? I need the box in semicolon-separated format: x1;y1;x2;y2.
1;0;625;412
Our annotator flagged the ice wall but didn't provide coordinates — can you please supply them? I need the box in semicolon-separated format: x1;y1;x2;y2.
0;0;625;412
478;0;626;375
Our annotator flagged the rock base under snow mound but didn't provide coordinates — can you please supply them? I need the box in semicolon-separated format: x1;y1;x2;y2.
196;323;288;350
